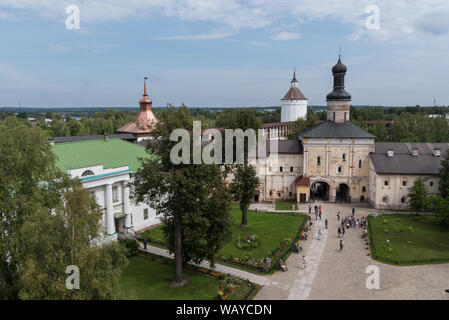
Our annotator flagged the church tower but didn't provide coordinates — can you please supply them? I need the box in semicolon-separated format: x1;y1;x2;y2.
281;69;308;122
326;56;351;123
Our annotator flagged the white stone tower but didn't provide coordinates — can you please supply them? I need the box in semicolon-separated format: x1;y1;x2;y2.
281;69;308;122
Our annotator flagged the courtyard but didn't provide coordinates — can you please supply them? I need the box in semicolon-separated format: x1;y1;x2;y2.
254;202;449;300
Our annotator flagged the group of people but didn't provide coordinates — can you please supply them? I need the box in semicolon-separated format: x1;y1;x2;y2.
309;204;322;220
335;208;369;252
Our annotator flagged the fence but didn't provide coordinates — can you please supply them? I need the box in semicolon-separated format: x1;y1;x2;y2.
367;215;449;265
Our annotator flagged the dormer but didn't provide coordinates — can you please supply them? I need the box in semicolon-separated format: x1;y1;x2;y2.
411;148;419;157
433;148;441;157
387;149;394;157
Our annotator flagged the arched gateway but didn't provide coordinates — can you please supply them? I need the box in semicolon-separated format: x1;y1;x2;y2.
310;181;330;202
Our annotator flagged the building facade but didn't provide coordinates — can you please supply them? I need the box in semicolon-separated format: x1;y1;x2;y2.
52;137;159;242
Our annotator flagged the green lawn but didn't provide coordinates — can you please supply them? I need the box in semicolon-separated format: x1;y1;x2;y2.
119;256;258;300
144;205;307;271
369;214;449;265
275;201;298;211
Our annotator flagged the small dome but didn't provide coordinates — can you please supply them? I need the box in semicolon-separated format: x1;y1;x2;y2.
332;57;347;74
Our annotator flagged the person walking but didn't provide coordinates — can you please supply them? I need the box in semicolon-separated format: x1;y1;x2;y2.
143;238;148;250
342;227;346;238
338;240;344;252
317;229;322;240
308;204;312;214
337;227;342;238
325;218;328;229
352;207;355;216
301;256;307;270
319;211;322;220
337;211;340;220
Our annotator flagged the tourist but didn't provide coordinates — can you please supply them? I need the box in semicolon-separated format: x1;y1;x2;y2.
352;207;355;216
308;204;312;214
265;257;271;269
337;211;340;220
325;218;328;229
339;240;344;252
293;242;300;253
143;238;148;250
317;229;322;240
280;259;288;271
363;228;368;239
319;210;322;220
301;256;307;270
337;227;342;238
342;227;346;238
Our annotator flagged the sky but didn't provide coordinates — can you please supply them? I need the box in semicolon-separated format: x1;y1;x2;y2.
0;0;449;108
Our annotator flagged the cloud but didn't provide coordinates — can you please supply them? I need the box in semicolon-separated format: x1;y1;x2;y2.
271;32;301;41
151;32;235;40
248;41;270;47
1;0;449;45
49;43;72;52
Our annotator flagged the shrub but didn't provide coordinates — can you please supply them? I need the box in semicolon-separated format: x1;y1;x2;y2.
121;239;140;257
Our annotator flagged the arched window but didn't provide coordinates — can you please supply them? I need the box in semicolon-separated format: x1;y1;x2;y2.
317;156;321;165
401;197;406;204
382;196;388;204
81;170;94;177
362;186;366;193
337;166;342;173
280;166;283;172
290;166;293;172
342;154;346;161
359;159;362;168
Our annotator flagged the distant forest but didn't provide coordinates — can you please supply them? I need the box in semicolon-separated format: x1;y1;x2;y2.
1;104;449;143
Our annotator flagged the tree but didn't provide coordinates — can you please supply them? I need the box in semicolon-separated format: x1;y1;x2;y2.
131;105;232;286
216;108;261;227
229;164;259;227
0;117;56;299
438;149;449;198
428;195;449;227
0;117;127;299
408;178;429;212
18;176;128;299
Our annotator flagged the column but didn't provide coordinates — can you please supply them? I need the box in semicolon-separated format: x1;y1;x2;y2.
123;182;132;230
105;184;116;237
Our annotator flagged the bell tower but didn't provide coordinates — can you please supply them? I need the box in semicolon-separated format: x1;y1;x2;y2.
326;56;351;123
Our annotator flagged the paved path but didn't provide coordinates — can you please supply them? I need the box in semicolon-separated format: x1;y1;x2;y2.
140;245;277;286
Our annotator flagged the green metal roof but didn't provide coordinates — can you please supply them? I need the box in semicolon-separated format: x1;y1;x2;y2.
52;138;153;172
299;120;375;139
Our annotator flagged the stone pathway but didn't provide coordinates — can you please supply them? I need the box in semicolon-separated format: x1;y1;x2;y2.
140;245;277;287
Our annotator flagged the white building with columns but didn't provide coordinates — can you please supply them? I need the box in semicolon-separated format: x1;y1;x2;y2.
52;137;159;242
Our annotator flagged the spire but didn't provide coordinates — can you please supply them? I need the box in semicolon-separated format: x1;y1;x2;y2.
326;56;351;101
292;68;297;82
143;77;148;97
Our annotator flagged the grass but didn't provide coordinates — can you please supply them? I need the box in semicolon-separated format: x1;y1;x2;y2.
275;200;298;211
143;205;307;273
119;256;259;300
369;214;449;265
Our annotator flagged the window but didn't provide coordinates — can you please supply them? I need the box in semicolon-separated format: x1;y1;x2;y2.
359;159;362;168
290;166;293;172
269;190;273;196
81;170;94;177
280;166;283;173
337;166;342;173
317;156;321;165
382;196;388;204
269;166;272;172
143;208;148;220
362;186;366;193
89;190;95;198
130;214;133;225
112;186;119;202
342;154;346;161
430;181;434;187
401;197;406;203
402;180;407;187
333;112;336;122
384;180;389;186
289;192;292;197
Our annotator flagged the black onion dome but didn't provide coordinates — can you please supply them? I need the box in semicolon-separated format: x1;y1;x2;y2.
326;88;351;100
332;57;347;74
